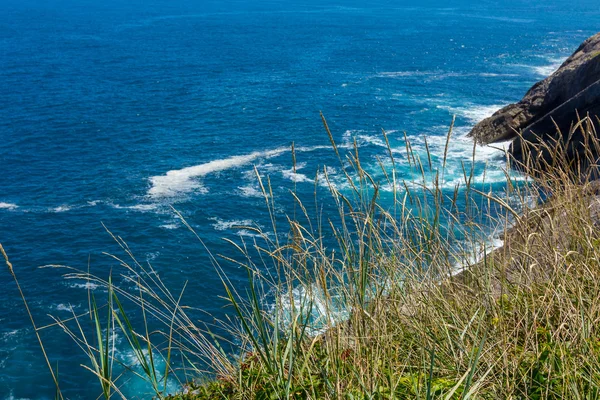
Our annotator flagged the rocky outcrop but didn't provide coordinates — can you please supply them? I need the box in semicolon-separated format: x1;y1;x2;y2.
510;80;600;167
469;32;600;146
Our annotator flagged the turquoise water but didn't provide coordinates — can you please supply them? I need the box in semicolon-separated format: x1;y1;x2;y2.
0;0;598;397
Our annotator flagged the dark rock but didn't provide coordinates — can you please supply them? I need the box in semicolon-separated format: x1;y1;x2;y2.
468;32;600;146
509;81;600;169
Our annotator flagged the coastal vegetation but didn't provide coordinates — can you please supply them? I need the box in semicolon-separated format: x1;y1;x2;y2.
6;111;600;399
5;29;600;400
168;115;600;399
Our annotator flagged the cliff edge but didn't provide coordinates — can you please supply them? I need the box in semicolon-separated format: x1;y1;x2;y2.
468;32;600;148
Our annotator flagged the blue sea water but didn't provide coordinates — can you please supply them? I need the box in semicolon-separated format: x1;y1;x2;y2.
0;0;599;397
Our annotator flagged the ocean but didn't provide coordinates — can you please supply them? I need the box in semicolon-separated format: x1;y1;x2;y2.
1;0;598;398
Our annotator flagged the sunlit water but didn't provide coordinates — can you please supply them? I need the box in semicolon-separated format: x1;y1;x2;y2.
1;0;598;397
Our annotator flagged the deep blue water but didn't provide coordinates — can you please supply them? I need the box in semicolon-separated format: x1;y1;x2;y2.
1;0;598;398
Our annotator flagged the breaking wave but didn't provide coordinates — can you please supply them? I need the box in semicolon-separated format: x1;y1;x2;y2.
0;202;18;211
148;145;333;198
532;57;566;77
437;103;506;124
210;217;256;231
148;149;288;198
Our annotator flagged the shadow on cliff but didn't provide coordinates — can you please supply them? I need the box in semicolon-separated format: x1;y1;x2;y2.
469;32;600;177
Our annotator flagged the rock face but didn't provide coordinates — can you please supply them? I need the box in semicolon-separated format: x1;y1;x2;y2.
509;80;600;167
469;32;600;148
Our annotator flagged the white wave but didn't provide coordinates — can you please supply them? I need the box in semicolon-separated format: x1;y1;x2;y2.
0;202;18;210
238;184;263;198
149;148;286;197
149;146;334;198
55;303;76;312
160;223;180;230
382;170;524;193
295;145;332;152
281;162;314;183
211;217;255;231
235;229;265;239
115;347;180;397
1;329;21;342
441;169;526;190
128;204;157;211
380;71;462;81
253;162;282;174
450;237;505;277
342;129;358;147
145;251;160;262
415;130;513;160
451;14;534;24
342;130;388;148
69;282;102;291
51;205;72;213
479;73;500;77
107;202;159;212
315;166;351;191
379;126;523;193
426;72;516;81
437;103;506;124
376;71;431;78
409;107;432;116
357;134;386;147
479;72;519;78
511;56;567;78
282;169;314;183
276;283;349;336
210;217;267;238
378;71;518;82
532;57;566;77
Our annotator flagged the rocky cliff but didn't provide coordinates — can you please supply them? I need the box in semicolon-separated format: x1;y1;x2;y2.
469;32;600;161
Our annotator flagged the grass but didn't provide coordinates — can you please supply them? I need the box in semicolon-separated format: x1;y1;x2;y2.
5;114;600;399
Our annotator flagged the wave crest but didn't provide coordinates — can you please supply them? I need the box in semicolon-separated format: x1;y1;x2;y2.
0;202;18;211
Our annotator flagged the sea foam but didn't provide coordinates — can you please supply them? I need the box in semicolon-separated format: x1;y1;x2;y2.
437;103;506;124
50;205;72;213
0;202;18;210
148;145;333;198
149;148;292;197
532;56;567;77
238;184;264;198
510;56;568;78
276;283;349;336
210;217;256;231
